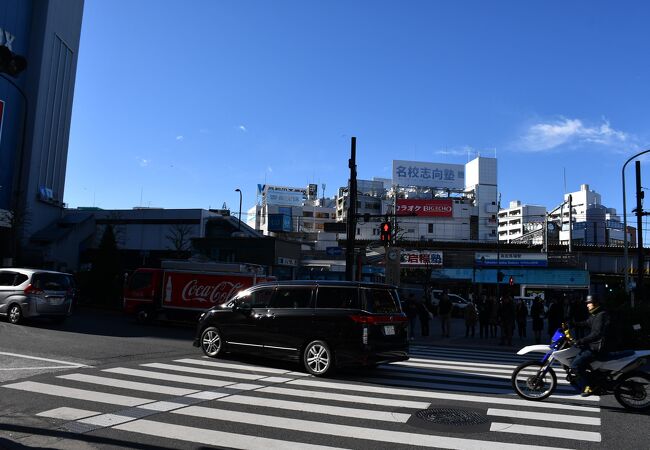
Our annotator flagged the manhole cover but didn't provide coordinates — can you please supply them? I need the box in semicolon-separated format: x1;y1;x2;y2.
415;408;488;426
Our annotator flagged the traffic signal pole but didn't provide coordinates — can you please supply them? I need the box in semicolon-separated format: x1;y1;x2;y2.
345;137;358;282
636;161;644;301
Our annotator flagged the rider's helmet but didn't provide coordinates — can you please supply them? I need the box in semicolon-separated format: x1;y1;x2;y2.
585;294;599;305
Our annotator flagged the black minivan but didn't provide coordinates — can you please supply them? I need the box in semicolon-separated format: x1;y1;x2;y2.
193;281;409;376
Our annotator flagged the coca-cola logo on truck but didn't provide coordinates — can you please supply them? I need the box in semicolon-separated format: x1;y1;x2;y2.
181;280;244;304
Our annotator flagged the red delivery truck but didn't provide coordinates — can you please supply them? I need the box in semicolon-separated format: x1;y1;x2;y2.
124;260;269;323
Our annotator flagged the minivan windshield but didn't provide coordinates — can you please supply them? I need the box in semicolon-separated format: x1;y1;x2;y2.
364;288;401;314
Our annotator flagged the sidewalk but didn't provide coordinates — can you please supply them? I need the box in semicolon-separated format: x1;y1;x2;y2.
409;317;545;352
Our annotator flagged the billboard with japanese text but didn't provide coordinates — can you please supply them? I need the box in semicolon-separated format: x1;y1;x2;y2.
396;199;453;217
264;185;307;206
400;250;443;266
393;160;464;189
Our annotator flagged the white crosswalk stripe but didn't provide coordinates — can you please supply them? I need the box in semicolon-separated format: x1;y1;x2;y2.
2;345;602;449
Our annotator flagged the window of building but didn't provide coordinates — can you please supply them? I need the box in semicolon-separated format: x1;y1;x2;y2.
303;211;314;217
428;223;433;233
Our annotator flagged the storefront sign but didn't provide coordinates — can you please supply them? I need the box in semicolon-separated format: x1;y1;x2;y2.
396;199;453;217
264;185;306;206
400;250;443;266
475;252;548;267
393;160;464;189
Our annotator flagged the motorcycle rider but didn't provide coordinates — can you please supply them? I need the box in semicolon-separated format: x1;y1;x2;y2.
570;294;611;397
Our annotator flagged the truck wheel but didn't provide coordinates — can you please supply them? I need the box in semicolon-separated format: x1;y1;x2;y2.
303;340;334;376
135;308;153;324
201;327;223;358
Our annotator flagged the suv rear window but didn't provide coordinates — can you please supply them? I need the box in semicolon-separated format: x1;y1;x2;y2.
32;273;70;291
364;288;401;314
316;286;360;309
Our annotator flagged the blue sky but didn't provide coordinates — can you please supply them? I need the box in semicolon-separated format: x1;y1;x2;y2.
65;0;650;221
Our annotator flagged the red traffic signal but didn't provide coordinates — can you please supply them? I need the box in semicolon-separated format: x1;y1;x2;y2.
509;276;514;286
379;222;392;243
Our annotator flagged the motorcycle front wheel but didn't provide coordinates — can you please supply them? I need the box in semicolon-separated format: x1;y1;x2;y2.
614;371;650;411
511;360;557;401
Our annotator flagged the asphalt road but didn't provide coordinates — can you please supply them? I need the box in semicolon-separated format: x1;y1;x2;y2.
0;309;649;449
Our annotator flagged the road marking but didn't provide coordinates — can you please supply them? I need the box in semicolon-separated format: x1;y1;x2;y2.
0;352;89;367
0;366;86;371
408;357;519;370
490;422;601;442
288;379;600;412
186;391;231;400
410;345;528;359
178;358;292;374
103;367;237;387
258;376;294;383
141;363;266;380
395;361;516;374
114;419;344;450
2;381;152;407
173;405;571;449
218;395;412;423
36;407;99;421
78;413;135;427
487;408;600;426
258;386;431;409
138;401;188;412
58;373;199;396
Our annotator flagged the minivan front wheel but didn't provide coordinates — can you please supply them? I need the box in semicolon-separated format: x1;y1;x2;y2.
201;326;223;358
8;304;22;324
303;340;333;376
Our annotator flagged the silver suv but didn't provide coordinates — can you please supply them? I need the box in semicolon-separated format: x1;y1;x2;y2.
0;268;74;324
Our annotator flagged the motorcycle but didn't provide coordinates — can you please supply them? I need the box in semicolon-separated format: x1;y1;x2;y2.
511;323;650;411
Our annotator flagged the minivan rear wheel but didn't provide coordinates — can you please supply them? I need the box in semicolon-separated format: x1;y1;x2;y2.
303;340;333;376
8;304;22;324
201;326;223;358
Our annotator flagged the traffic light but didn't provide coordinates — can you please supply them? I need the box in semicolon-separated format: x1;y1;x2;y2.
497;271;505;282
509;276;514;286
0;45;27;77
379;222;392;244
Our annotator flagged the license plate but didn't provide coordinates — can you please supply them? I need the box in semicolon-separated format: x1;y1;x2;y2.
48;297;64;305
384;325;395;335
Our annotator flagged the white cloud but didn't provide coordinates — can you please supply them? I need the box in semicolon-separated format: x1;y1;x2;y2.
176;135;184;141
267;166;273;173
435;145;477;157
238;125;247;132
520;117;630;152
139;158;150;167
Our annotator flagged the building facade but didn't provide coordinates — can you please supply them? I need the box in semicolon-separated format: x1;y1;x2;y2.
0;0;84;265
498;200;546;243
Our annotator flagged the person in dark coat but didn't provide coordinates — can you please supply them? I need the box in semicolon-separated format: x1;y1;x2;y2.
438;290;452;338
570;295;611;396
515;298;528;339
547;298;563;336
417;294;433;337
478;294;490;339
405;293;419;340
531;296;545;344
488;296;499;338
498;295;516;346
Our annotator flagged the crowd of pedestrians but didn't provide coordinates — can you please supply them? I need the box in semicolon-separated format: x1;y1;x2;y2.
403;289;590;346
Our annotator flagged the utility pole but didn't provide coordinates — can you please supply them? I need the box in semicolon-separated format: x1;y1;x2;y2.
635;161;644;302
345;137;358;281
568;194;572;253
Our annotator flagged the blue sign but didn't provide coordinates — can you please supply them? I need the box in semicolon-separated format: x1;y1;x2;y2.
268;214;292;232
326;247;343;256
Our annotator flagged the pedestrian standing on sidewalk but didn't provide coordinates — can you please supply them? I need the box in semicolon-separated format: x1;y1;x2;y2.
464;300;478;337
531;296;545;344
488;295;499;338
547;298;563;336
438;290;452;338
477;294;489;339
515;298;528;339
417;292;433;337
498;295;516;346
405;293;419;340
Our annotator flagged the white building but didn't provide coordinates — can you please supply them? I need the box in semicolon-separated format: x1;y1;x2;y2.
498;201;546;243
339;156;499;243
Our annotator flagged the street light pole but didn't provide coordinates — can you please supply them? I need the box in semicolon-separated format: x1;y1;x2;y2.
235;188;242;231
622;148;650;299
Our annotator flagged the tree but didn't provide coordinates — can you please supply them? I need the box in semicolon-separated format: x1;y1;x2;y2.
166;224;194;254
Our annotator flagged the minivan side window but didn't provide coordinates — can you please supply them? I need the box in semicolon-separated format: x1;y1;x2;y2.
0;272;17;286
364;288;401;314
271;288;312;308
14;274;28;286
316;287;359;309
247;288;274;308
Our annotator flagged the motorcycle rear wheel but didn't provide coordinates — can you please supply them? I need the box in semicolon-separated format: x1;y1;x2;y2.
614;371;650;411
511;360;557;401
